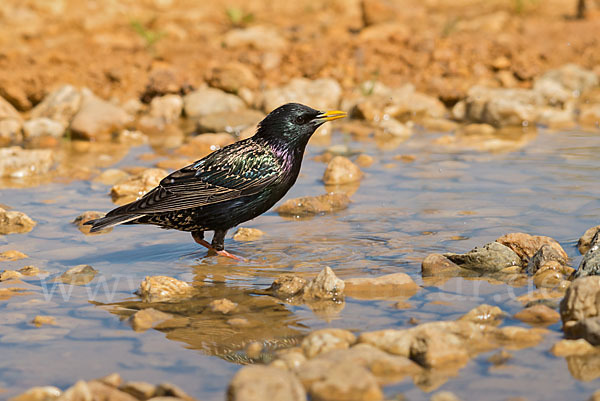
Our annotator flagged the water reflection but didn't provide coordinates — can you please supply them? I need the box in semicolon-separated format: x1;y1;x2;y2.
99;280;307;364
566;353;600;382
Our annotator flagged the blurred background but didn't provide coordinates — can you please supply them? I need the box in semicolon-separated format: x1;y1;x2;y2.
1;0;599;110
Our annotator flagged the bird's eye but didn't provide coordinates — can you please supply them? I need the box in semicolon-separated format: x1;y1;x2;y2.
294;115;310;125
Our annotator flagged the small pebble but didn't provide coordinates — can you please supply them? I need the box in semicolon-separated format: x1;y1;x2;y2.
31;315;57;327
393;154;416;163
54;265;97;285
209;298;237;314
129;308;173;332
245;341;263;359
138;275;194;303
323;156;363;185
487;350;512;366
355;154;374;167
233;227;264;242
0;250;27;261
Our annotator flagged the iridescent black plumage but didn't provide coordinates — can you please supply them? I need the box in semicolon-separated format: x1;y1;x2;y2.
86;103;346;258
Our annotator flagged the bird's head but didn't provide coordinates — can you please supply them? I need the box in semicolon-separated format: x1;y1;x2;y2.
255;103;346;149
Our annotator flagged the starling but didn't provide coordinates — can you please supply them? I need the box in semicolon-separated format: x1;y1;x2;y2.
86;103;346;260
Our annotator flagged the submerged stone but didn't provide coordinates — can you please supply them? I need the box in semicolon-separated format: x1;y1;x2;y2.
31;316;57;327
233;227;264;242
129;308;173;332
54;265;97;285
209;298;238;314
514;304;560;325
344;273;418;300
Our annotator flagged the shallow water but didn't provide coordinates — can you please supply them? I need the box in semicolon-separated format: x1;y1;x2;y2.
1;126;600;400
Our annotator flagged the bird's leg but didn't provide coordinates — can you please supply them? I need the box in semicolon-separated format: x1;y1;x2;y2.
191;230;214;250
211;229;227;251
191;230;245;261
211;229;247;261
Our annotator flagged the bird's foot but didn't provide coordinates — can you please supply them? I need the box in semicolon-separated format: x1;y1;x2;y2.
214;249;247;262
192;234;246;262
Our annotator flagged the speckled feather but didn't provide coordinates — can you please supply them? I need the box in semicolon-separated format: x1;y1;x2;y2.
87;103;327;235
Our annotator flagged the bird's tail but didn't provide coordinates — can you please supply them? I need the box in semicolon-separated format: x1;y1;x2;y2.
84;214;143;232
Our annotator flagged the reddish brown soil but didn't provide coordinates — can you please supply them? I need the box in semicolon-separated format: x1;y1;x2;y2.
1;0;599;110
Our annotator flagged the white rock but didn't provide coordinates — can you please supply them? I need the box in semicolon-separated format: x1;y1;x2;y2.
149;94;183;124
30;84;82;126
183;87;245;118
69;89;132;140
462;85;544;127
262;78;342;113
22;117;65;139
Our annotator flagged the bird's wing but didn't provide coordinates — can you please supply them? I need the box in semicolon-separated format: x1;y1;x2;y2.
109;141;282;216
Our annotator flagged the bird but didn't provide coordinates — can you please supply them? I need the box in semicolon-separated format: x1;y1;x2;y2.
85;103;347;260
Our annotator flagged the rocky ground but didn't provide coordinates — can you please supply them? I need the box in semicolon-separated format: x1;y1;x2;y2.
3;0;600;400
1;0;600;109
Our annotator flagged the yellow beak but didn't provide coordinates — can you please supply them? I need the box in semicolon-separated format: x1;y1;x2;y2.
316;110;347;122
